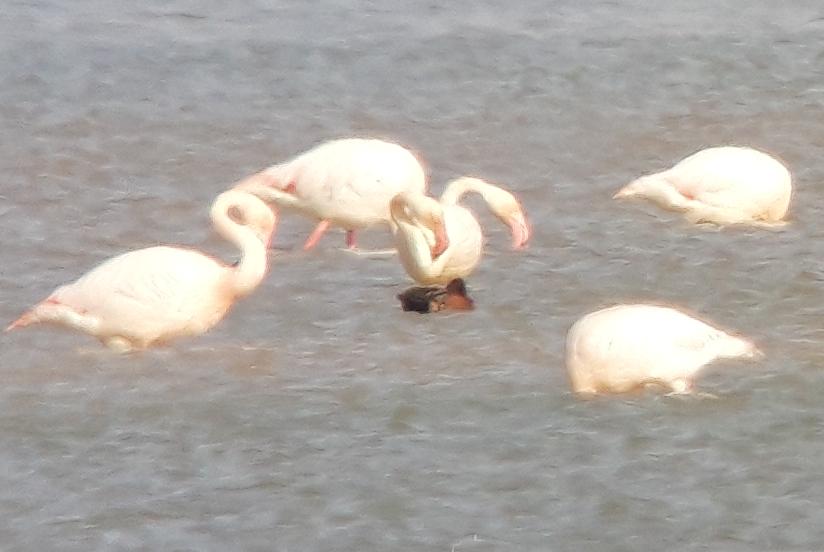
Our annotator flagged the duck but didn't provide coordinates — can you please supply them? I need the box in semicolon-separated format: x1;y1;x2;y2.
614;146;792;226
6;190;277;352
565;304;763;395
397;278;475;313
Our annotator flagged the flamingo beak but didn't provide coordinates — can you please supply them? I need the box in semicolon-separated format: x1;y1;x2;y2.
431;221;449;259
509;212;530;249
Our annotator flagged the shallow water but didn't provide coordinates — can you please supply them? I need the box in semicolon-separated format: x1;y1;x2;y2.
3;1;824;549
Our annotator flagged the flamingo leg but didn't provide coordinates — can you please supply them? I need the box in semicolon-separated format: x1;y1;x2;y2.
346;230;357;249
303;220;332;250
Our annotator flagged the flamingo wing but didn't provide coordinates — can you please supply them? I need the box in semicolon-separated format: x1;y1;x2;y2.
668;147;791;216
287;139;427;226
53;246;229;341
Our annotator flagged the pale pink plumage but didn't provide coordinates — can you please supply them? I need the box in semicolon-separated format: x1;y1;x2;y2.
565;304;763;395
614;146;792;226
6;190;277;352
390;177;531;285
234;137;427;250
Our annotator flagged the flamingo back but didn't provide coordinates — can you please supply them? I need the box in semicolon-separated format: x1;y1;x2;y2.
50;246;232;346
565;304;758;393
277;138;427;227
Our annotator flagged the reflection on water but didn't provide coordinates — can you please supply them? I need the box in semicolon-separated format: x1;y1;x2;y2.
3;0;824;549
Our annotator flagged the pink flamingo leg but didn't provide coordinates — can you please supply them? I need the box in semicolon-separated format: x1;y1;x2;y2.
346;230;357;249
303;220;331;250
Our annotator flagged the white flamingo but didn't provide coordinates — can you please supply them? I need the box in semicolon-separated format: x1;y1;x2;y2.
565;304;763;395
390;177;530;285
614;146;792;226
6;190;277;352
234;137;427;250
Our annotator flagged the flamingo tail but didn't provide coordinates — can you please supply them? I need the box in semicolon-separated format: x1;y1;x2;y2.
6;310;37;331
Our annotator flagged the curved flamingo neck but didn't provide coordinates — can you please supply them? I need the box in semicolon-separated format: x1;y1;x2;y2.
439;177;493;206
389;193;412;228
210;191;269;298
440;177;529;249
390;192;442;233
390;192;449;269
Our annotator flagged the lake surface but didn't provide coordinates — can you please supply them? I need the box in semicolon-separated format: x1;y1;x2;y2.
3;1;824;549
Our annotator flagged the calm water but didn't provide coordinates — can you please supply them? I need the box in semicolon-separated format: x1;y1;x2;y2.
3;1;824;550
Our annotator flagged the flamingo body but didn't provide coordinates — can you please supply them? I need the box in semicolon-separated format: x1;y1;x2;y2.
12;247;232;348
614;146;792;226
390;177;530;286
7;191;276;351
394;201;483;285
235;138;426;248
565;304;762;395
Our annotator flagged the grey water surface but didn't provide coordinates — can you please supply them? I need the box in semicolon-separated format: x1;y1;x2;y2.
2;1;824;550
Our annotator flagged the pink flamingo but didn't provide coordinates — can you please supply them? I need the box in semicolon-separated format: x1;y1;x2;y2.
614;146;792;226
6;190;277;352
389;177;530;286
234;137;427;250
566;304;763;395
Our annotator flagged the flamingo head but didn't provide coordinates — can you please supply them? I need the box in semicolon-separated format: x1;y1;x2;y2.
229;197;278;249
505;209;531;250
391;192;450;259
415;199;448;258
486;187;531;249
430;217;449;258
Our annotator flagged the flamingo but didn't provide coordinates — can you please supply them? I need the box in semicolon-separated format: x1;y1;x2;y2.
233;137;427;250
614;146;792;226
5;190;277;352
389;177;530;286
565;304;763;395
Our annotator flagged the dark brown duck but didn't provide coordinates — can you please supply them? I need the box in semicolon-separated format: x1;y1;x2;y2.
397;278;474;313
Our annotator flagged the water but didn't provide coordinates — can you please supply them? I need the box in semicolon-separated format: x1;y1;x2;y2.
2;1;824;549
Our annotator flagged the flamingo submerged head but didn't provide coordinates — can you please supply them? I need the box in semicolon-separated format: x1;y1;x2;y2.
613;147;793;226
612;176;691;209
565;304;764;395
